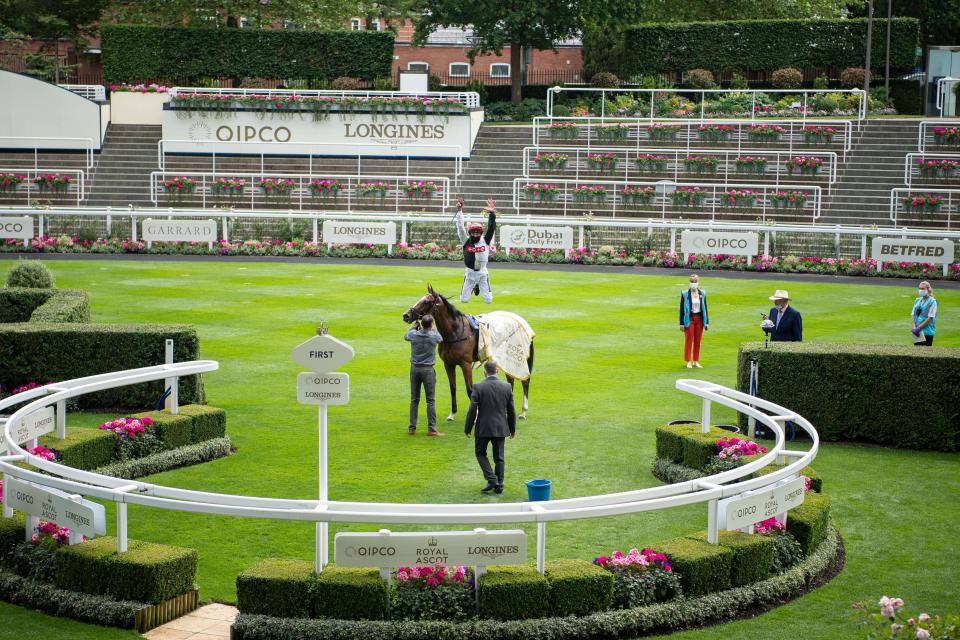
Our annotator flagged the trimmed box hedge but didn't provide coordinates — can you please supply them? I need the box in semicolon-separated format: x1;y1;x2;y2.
30;289;90;323
655;424;733;470
0;514;27;555
659;537;734;597
544;559;614;617
315;565;389;620
478;565;549;620
0;324;205;410
39;428;116;471
102;25;394;84
737;342;960;451
237;559;315;619
0;289;51;322
788;492;832;556
55;537;198;604
176;404;227;444
140;410;193;450
687;530;774;586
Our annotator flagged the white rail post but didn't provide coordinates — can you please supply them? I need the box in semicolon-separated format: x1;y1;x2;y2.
701;398;711;434
530;504;547;574
318;402;329;570
1;442;11;517
164;339;179;414
117;503;128;552
56;400;66;439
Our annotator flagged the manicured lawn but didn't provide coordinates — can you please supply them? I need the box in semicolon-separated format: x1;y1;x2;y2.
1;258;957;640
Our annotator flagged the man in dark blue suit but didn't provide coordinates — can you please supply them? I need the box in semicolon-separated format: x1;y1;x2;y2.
765;290;802;342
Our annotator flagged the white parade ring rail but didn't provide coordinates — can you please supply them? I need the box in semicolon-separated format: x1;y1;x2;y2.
1;362;818;572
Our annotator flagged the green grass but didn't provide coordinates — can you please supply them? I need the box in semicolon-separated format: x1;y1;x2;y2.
0;258;958;640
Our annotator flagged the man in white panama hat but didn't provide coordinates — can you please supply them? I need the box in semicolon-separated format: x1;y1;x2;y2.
762;289;802;342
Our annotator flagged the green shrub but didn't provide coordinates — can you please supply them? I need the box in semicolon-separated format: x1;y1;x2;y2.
889;79;922;115
590;71;620;88
0;289;51;322
618;19;918;74
0;324;204;410
771;67;803;89
177;404;227;443
651;456;707;483
655;423;696;463
788;492;831;555
5;260;54;288
772;532;805;572
95;437;231;479
30;289;90;323
659;537;733;597
39;428;116;470
685;68;715;89
55;537;197;604
687;530;773;586
737;342;960;451
102;25;393;84
544;559;613;617
0;514;26;555
655;424;731;470
315;565;388;620
140;410;193;450
840;66;867;88
478;565;549;620
729;72;750;90
237;559;315;619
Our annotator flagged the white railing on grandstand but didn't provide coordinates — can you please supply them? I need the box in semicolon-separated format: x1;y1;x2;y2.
0;362;818;572
546;87;867;123
889;188;960;228
903;153;960;188
158;139;464;177
936;78;959;117
522;146;838;187
0;137;95;171
0;168;85;205
58;84;106;102
531;118;854;156
917;120;960;154
169;87;481;109
149;171;450;212
511;178;822;222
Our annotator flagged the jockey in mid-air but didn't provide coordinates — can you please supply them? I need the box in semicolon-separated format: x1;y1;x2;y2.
454;197;496;304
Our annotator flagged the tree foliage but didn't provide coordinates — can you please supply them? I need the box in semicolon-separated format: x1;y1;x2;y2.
0;0;107;44
107;0;356;30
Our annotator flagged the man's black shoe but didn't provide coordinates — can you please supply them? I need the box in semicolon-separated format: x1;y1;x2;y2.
481;483;497;493
494;485;504;494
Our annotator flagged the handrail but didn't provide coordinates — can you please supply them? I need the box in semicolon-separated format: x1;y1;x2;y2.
531;117;854;156
58;84;106;102
917;120;960;154
889;187;960;228
149;170;450;213
0;168;85;205
511;177;822;222
935;78;959;117
0;137;95;170
169;87;481;109
903;152;960;188
546;87;867;123
522;145;838;186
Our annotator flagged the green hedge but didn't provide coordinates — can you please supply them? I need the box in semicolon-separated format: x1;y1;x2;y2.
140;410;193;450
237;559;315;619
30;289;90;323
737;342;960;451
687;530;773;586
654;424;738;470
176;404;227;444
0;324;205;410
618;18;919;73
888;79;923;115
102;25;394;84
788;492;832;556
0;514;26;556
478;565;549;620
39;428;116;471
315;565;389;620
55;537;197;604
0;289;51;322
544;559;614;617
95;437;231;479
659;537;733;597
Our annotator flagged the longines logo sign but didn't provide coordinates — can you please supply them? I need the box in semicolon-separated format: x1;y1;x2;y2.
500;225;573;251
323;220;396;245
334;530;526;567
344;123;445;141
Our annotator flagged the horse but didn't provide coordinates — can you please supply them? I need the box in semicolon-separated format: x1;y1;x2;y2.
402;284;534;421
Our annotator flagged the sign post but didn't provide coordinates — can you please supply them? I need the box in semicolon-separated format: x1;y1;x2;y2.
292;324;355;572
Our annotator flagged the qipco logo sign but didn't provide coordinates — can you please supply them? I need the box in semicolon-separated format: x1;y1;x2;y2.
681;231;758;257
216;125;292;142
0;217;34;240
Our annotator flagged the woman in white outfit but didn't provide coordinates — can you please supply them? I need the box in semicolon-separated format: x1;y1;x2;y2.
454;197;496;304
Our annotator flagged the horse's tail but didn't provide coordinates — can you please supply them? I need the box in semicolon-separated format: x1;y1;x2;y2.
527;341;535;374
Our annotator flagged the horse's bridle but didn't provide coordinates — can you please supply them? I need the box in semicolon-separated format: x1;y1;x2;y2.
408;293;472;344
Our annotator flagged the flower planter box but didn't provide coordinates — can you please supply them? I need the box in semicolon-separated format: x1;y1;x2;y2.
111;92;171;125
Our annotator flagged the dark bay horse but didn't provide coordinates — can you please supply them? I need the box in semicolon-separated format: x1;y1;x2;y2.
402;285;534;420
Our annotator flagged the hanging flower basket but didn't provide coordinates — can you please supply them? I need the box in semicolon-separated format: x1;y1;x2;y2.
522;183;559;202
0;173;25;193
683;155;719;174
548;123;579;139
357;181;389;199
901;194;944;214
161;176;197;199
734;156;768;174
931;127;960;147
671;187;708;207
747;124;785;142
723;189;757;207
801;125;837;144
259;178;296;198
585;153;619;174
33;173;72;193
534;153;568;171
572;185;608;202
595;123;630;141
770;190;809;208
784;156;824;175
309;179;344;197
619;186;656;205
211;177;246;198
647;124;680;141
634;154;669;172
698;124;735;142
916;159;959;179
401;180;440;199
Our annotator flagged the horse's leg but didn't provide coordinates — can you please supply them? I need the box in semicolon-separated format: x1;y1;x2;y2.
519;378;530;419
444;360;458;421
460;361;474;404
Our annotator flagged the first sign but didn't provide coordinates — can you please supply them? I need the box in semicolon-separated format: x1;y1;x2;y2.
291;335;355;373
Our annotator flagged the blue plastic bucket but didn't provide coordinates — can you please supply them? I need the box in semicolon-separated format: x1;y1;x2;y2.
526;479;552;501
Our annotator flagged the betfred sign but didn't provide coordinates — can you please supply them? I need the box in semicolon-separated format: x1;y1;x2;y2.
718;477;806;531
5;477;106;539
334;530;526;568
0;216;33;240
297;372;350;405
681;231;759;256
871;238;954;264
500;225;573;251
13;406;55;445
142;219;217;243
322;221;396;246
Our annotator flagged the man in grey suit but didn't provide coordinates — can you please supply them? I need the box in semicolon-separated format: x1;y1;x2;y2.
464;360;516;494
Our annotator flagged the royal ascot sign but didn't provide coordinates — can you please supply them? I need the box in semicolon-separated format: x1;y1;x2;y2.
142;219;218;243
334;530;527;568
322;221;396;246
5;477;106;539
500;225;574;252
162;109;473;159
681;231;759;256
0;216;34;240
871;238;954;264
13;406;55;445
718;477;806;531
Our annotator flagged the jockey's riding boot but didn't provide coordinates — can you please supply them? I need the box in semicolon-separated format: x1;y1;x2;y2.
473;284;480;296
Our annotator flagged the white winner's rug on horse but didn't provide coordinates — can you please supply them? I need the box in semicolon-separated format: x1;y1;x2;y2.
476;311;535;380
